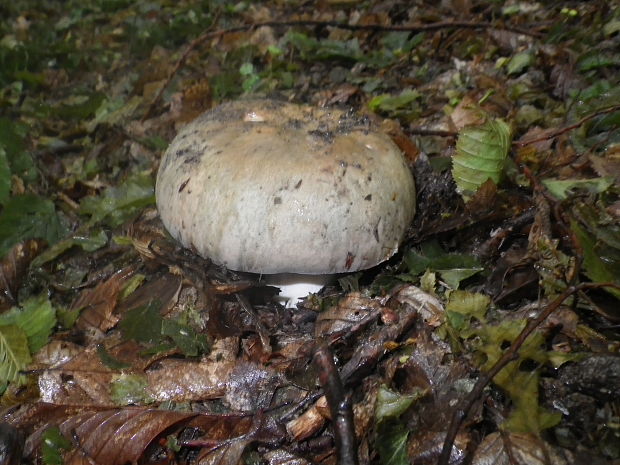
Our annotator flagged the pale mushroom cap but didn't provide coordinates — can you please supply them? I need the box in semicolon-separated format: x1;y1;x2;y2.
156;99;416;274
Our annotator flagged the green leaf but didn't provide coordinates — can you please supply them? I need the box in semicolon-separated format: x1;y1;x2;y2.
53;92;106;119
603;19;620;36
0;148;9;205
110;373;153;405
379;31;423;55
577;51;620;72
542;177;614;200
42;426;72;465
446;290;490;323
96;344;130;370
120;300;162;344
452;118;512;200
161;319;209;357
0;324;31;384
375;385;423;422
79;172;155;227
87;95;143;131
368;89;420;113
286;32;362;61
0;117;37;183
473;320;559;434
0;194;67;258
0;294;56;353
402;241;484;288
376;421;410;465
30;229;108;268
571;220;620;299
506;51;533;75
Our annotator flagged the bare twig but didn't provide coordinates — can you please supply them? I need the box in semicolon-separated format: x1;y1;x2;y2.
437;281;620;465
313;342;358;465
516;104;620;147
408;128;458;138
142;19;541;121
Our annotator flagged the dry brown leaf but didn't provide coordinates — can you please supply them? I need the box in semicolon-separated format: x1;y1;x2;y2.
449;95;485;131
62;408;196;465
314;292;382;337
472;432;569;465
146;357;236;402
116;272;182;317
72;267;135;337
0;239;46;311
392;285;445;327
38;339;145;407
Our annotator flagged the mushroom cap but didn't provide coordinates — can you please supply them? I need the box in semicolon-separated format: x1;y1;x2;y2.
156;99;416;274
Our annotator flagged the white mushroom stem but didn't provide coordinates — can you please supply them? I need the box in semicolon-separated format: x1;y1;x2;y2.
262;273;334;308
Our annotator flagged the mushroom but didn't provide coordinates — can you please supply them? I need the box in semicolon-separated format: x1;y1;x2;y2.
156;99;416;306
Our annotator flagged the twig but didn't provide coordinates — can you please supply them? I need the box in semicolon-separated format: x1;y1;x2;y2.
437;281;620;465
408;128;458;137
516;104;620;147
142;19;541;121
313;342;359;465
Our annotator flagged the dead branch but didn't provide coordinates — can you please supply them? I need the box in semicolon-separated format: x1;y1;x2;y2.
142;19;542;121
437;281;620;465
313;342;358;465
408;128;458;138
516;104;620;147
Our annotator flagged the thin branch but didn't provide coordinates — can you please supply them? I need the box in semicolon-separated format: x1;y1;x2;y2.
516;104;620;147
313;342;358;465
408;128;458;137
142;19;541;121
437;281;620;465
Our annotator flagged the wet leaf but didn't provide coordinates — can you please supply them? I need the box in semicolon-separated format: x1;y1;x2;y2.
472;432;569;465
506;50;534;75
30;229;108;268
120;300;162;344
0;195;66;258
0;294;56;353
571;220;620;299
0;117;36;184
79;172;155;227
286;32;362;61
96;344;130;370
0;148;9;205
402;241;484;289
0;239;45;311
452;118;512;200
73;268;134;335
375;385;420;421
161;318;209;357
41;426;71;465
577;51;620;71
110;373;152;405
474;320;561;434
542;177;614;200
446;290;490;324
368;89;420;119
376;421;409;465
0;324;31;384
52;92;106;119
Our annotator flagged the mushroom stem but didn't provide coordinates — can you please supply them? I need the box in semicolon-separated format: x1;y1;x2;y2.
262;273;334;308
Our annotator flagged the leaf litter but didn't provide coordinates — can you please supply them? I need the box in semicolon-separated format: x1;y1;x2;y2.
0;1;619;464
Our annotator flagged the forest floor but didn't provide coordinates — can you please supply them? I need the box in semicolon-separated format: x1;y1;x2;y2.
0;1;619;464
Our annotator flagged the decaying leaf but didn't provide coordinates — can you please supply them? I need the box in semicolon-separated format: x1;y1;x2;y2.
0;239;45;311
72;267;135;338
472;432;569;465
